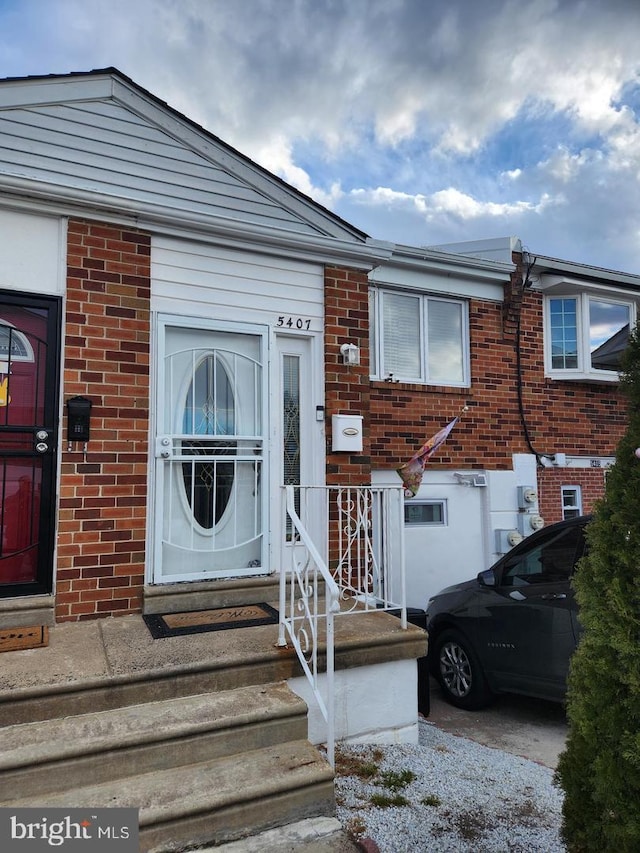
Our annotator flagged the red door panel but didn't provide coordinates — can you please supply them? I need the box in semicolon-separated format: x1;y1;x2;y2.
0;294;60;595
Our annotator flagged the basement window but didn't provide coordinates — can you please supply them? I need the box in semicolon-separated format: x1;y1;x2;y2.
404;500;447;526
561;486;582;520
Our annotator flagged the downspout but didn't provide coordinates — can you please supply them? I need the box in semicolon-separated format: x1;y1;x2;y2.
514;252;552;466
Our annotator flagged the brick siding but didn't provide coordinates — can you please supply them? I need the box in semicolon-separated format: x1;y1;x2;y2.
324;266;372;485
367;256;627;518
56;220;151;621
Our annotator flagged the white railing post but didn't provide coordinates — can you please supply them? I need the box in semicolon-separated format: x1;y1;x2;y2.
279;485;339;766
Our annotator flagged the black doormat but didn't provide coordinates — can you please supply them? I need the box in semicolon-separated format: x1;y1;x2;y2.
143;603;279;639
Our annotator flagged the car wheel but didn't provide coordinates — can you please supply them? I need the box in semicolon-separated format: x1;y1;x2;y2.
434;629;492;710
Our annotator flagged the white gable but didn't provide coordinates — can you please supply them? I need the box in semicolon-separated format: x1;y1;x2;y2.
0;70;366;245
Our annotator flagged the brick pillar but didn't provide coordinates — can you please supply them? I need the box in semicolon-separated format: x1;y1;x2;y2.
324;266;372;580
56;220;151;622
324;265;372;485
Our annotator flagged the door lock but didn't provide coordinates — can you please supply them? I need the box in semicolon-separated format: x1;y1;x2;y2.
34;429;50;453
155;436;173;458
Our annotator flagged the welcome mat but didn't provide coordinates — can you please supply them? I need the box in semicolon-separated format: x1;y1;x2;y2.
143;603;279;639
0;625;49;653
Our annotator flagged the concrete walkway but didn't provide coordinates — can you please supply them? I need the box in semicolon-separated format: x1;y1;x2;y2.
427;678;568;768
206;817;363;852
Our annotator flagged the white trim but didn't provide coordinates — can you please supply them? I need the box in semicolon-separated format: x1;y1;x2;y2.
0;179;391;271
558;456;615;469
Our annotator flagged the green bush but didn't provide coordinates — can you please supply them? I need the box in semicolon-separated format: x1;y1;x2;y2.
555;323;640;851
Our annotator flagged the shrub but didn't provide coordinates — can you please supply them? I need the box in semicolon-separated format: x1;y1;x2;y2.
555;323;640;851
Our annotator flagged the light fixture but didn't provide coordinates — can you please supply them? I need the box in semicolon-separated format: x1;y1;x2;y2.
340;343;360;366
454;472;487;487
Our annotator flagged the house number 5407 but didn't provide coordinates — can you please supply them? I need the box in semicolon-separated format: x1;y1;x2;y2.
276;316;311;330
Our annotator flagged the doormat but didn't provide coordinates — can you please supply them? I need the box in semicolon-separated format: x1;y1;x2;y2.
0;625;49;653
143;603;279;639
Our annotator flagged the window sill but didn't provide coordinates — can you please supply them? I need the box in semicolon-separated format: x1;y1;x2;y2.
545;371;620;384
370;378;470;394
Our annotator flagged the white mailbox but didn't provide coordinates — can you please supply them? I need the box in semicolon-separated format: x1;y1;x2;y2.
332;414;363;452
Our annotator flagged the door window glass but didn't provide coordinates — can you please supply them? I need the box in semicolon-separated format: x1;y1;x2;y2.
282;355;300;489
182;355;235;529
282;355;300;539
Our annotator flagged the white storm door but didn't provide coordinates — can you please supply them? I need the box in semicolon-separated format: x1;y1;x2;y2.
154;319;268;583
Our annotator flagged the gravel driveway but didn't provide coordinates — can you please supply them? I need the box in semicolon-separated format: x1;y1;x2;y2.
335;719;567;852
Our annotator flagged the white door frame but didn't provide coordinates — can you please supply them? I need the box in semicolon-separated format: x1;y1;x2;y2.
270;332;326;570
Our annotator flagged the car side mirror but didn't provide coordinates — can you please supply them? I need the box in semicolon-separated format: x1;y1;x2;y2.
478;568;496;587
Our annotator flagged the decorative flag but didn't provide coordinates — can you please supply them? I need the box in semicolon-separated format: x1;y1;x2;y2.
397;417;459;497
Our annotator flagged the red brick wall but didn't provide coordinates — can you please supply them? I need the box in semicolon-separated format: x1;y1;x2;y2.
368;258;628;518
370;295;527;468
56;220;151;622
324;266;372;485
537;468;608;525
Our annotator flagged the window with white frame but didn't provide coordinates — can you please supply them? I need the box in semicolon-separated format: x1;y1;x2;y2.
370;289;469;386
561;485;582;520
404;500;447;526
545;293;635;380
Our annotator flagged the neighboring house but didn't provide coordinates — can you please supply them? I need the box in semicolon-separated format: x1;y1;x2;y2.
367;237;637;606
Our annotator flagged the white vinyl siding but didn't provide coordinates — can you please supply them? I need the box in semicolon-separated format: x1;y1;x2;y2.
152;236;325;327
0;100;321;236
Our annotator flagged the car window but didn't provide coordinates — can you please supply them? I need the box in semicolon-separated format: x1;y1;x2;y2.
501;525;584;587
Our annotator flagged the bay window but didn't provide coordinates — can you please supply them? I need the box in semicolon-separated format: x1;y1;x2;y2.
546;293;634;380
371;289;469;386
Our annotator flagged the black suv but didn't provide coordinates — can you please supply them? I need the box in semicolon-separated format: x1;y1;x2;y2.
425;515;591;709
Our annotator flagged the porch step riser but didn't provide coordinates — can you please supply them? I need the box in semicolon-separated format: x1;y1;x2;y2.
142;777;336;852
1;711;308;801
0;654;300;727
3;741;335;853
142;578;282;616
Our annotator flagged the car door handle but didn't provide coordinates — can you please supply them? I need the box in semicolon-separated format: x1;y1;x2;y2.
541;592;567;600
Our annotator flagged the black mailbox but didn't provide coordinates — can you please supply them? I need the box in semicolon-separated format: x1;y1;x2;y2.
67;396;92;443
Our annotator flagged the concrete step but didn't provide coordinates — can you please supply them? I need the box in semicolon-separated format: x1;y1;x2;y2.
0;682;308;801
3;739;335;853
142;576;282;615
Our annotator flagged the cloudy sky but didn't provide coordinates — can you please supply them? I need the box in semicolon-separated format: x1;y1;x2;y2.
1;0;640;273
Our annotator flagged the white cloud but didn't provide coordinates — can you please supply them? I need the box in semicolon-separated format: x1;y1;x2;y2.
254;135;344;208
350;185;551;224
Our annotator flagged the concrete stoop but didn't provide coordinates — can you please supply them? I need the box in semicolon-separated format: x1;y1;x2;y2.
0;681;334;851
0;585;426;851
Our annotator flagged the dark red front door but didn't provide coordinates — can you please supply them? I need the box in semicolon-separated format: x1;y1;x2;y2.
0;292;60;597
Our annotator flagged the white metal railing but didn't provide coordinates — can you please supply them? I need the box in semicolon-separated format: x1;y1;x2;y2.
278;484;407;765
278;485;340;766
